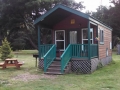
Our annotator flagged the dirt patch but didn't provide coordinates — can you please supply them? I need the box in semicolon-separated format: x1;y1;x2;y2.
11;72;57;82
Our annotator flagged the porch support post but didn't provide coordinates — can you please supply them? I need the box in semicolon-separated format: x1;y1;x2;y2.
97;25;99;59
88;20;91;60
38;25;41;59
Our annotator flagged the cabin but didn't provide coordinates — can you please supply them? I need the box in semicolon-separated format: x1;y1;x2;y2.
34;4;112;74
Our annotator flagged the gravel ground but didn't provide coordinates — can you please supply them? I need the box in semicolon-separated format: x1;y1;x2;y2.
11;72;57;82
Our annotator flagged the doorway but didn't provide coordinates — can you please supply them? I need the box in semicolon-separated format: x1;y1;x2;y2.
69;31;77;44
55;30;65;51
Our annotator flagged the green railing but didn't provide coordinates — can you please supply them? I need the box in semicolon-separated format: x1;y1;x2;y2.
60;44;98;73
71;44;88;58
40;44;53;58
44;45;56;72
61;44;72;73
90;44;98;58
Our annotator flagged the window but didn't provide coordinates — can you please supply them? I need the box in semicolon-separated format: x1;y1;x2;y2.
99;29;104;44
82;28;93;44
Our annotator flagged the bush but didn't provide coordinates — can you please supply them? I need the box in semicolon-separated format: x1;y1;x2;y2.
97;62;103;69
0;38;13;61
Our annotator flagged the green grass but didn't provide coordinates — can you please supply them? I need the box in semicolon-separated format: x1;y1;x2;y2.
13;50;38;54
0;51;120;90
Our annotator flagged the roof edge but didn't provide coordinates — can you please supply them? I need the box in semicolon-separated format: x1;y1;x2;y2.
89;16;112;31
34;4;89;25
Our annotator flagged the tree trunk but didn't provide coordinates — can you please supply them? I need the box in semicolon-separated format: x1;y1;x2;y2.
27;37;38;50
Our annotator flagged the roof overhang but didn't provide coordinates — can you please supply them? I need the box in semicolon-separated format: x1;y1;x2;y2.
34;4;89;28
34;4;112;30
89;16;112;31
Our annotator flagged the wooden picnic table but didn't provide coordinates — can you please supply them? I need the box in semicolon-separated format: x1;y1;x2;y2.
0;58;23;69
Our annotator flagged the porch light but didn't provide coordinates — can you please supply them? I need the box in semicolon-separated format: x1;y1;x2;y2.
71;19;75;24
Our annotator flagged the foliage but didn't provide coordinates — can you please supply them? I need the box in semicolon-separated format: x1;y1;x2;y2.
12;38;26;51
91;0;120;48
0;38;13;61
97;61;103;69
0;0;84;50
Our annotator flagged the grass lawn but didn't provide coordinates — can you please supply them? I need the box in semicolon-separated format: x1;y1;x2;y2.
0;50;120;90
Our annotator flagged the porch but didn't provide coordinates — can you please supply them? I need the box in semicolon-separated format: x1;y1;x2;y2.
38;44;98;74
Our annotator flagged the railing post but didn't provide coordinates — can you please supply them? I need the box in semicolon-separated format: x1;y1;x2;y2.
38;25;41;59
44;57;46;72
88;20;91;60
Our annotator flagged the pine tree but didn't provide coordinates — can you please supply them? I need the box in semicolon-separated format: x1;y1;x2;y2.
0;38;13;61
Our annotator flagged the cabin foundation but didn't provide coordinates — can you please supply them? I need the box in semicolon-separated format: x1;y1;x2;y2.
38;57;112;74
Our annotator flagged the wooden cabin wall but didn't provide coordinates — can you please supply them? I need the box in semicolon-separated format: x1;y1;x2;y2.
53;14;88;30
52;30;55;44
98;25;112;59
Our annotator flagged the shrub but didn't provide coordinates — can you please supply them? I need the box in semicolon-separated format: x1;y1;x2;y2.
0;38;13;61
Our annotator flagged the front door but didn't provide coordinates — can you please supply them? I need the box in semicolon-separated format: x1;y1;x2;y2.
69;31;77;44
55;30;65;51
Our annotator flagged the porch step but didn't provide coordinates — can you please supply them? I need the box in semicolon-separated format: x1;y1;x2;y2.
47;68;61;72
44;72;63;75
44;57;71;75
50;61;61;65
49;65;61;69
55;57;61;60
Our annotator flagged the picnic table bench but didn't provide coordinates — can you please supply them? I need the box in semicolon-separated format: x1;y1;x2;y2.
0;58;23;69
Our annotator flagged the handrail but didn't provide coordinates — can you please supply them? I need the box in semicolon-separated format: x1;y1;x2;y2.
61;44;72;73
90;44;98;58
43;45;56;72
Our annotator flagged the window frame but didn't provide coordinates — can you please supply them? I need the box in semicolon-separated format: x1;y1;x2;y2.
82;28;94;44
99;29;104;45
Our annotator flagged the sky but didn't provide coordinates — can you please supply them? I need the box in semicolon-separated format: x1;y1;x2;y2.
75;0;113;12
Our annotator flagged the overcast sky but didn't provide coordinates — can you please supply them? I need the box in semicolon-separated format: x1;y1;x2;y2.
75;0;114;12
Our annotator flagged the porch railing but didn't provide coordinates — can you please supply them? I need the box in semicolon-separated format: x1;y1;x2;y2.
40;44;53;58
60;44;98;73
71;44;88;58
44;45;56;72
61;44;72;73
90;44;98;58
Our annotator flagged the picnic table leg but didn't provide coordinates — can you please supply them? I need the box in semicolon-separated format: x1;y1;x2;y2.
2;65;6;69
17;66;20;69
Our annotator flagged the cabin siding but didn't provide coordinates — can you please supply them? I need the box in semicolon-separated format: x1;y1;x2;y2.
98;25;112;60
52;30;55;44
53;14;88;30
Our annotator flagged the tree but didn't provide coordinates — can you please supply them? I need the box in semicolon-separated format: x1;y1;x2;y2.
0;38;13;61
0;0;85;50
91;0;120;48
92;5;112;26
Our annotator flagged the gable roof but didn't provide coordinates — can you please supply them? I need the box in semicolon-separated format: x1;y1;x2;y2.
34;4;112;30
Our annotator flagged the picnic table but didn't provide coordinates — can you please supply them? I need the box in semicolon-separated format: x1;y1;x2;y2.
0;58;23;69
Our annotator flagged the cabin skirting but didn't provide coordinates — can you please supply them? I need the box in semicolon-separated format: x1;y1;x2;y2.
100;56;112;66
38;56;112;74
71;58;99;74
71;56;112;74
38;59;44;69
